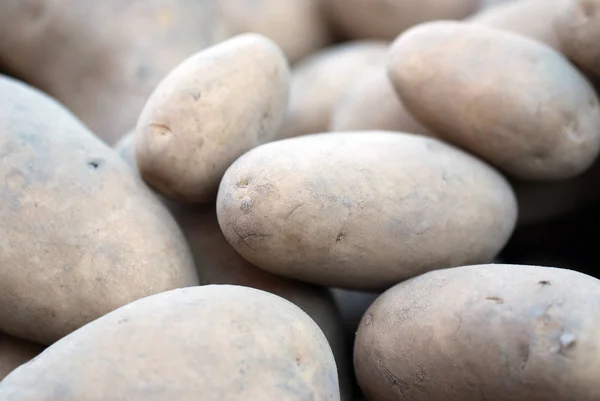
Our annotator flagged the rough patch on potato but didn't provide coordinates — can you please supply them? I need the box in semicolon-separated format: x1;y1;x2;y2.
216;132;517;291
0;286;341;401
355;264;600;401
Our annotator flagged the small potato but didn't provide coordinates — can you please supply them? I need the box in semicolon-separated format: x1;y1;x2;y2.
389;21;600;181
0;286;341;401
469;0;566;49
217;132;517;290
354;264;600;401
135;33;289;204
0;75;198;345
281;41;388;139
556;0;600;76
330;68;433;136
217;0;331;63
0;333;44;381
0;0;230;145
321;0;480;40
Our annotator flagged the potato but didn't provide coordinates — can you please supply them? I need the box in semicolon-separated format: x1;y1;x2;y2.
389;21;600;181
354;264;600;401
0;0;230;145
217;0;330;63
281;41;388;139
330;68;434;136
469;0;566;49
321;0;480;40
216;132;517;290
0;333;44;380
331;289;380;338
556;0;600;76
0;75;198;345
135;33;289;204
0;286;341;401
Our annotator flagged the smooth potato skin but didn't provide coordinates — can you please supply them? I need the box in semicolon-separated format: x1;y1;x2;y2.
330;68;433;136
354;265;600;401
388;21;600;181
216;132;517;290
556;0;600;75
469;0;566;49
0;286;341;401
135;33;289;204
0;0;230;144
0;76;198;345
280;41;388;139
0;333;44;380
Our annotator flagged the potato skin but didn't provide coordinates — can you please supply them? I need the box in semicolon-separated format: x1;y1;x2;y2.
556;0;600;75
217;0;331;63
0;0;230;145
0;286;341;401
354;264;600;401
330;68;433;136
0;75;198;345
135;33;289;204
280;41;388;139
388;21;600;181
216;132;517;290
469;0;566;49
0;333;44;380
321;0;480;40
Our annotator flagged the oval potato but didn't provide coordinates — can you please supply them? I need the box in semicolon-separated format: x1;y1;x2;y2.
355;264;600;401
0;333;44;381
469;0;566;49
388;21;600;181
280;41;388;139
0;0;230;145
135;33;289;204
0;286;341;401
556;0;600;76
330;68;433;136
217;0;331;63
216;132;517;290
321;0;480;40
0;75;198;345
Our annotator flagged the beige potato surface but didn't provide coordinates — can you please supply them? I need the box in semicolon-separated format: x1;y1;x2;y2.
217;0;330;63
355;264;600;401
0;333;44;381
556;0;600;76
280;41;388;139
0;0;230;144
388;21;600;181
216;132;517;290
135;33;289;204
469;0;565;49
0;75;197;345
321;0;480;40
330;68;433;136
0;286;341;401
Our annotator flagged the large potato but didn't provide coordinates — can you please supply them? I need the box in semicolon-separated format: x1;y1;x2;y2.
354;264;600;401
0;286;340;401
0;333;44;380
330;68;433;136
217;0;330;63
469;0;566;49
135;33;289;204
216;132;517;290
0;75;197;345
0;0;230;145
281;41;388;139
388;21;600;181
321;0;480;40
556;0;600;76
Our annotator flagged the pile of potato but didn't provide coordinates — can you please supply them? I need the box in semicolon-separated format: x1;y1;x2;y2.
1;0;600;400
